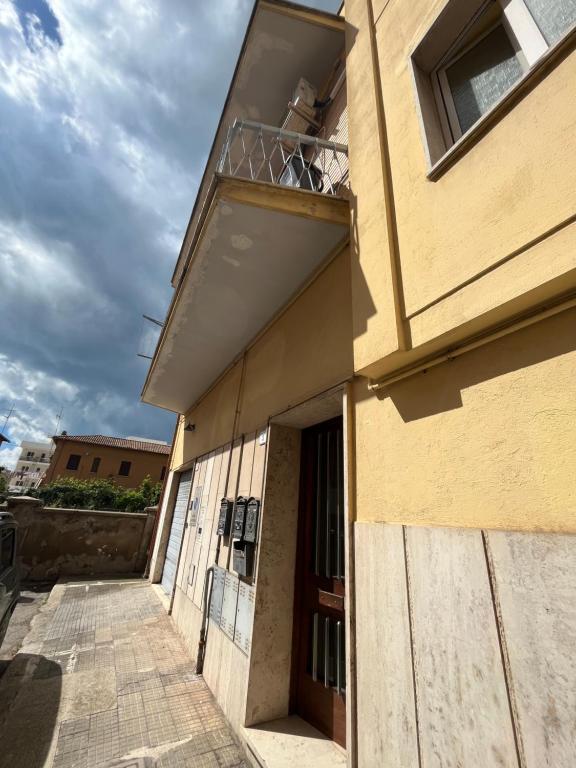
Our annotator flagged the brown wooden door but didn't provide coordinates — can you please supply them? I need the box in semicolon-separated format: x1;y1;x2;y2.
292;417;346;747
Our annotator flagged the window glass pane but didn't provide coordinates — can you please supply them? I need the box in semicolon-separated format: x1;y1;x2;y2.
446;25;523;134
524;0;576;45
66;454;80;470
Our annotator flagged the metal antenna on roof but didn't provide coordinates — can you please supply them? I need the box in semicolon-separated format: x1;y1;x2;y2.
1;403;15;434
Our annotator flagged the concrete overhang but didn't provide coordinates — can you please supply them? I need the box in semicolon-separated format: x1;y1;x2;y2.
171;0;345;288
141;176;349;413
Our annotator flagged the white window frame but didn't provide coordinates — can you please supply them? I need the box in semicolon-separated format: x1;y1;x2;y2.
431;0;571;149
500;0;548;63
432;0;561;145
435;19;522;141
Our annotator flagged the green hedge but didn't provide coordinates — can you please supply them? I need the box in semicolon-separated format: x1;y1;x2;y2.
28;476;162;513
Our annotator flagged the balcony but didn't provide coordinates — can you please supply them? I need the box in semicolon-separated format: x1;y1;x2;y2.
218;120;348;197
142;124;349;413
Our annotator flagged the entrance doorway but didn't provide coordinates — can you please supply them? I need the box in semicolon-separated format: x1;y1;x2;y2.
292;416;346;747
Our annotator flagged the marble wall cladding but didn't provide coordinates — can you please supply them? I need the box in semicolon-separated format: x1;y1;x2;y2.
354;522;576;768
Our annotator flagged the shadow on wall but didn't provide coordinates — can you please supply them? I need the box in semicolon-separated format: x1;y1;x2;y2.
0;654;61;768
347;188;378;342
345;10;410;350
375;305;576;422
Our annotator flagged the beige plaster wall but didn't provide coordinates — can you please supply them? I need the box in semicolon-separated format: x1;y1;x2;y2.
345;0;576;377
238;248;353;436
173;362;243;470
354;307;576;532
170;246;353;471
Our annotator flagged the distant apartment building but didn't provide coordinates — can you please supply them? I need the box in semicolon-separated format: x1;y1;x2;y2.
8;440;55;492
42;434;171;488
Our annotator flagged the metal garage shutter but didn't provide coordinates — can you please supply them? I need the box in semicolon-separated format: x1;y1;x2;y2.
161;468;193;594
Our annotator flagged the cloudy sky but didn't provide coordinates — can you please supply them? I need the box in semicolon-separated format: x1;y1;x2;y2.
0;0;340;469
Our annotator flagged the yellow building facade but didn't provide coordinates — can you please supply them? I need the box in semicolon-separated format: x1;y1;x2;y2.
144;2;576;765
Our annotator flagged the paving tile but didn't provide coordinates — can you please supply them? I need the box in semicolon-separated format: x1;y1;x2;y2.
159;750;220;768
145;709;175;732
56;731;90;755
118;730;150;753
59;717;91;737
215;745;247;767
75;650;95;673
117;692;145;721
206;727;236;749
149;725;178;747
118;715;145;735
52;750;89;768
144;696;170;715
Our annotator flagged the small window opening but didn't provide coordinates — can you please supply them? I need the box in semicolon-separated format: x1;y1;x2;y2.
66;454;81;470
118;461;132;477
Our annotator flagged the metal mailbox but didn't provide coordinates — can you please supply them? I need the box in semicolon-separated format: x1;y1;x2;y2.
233;541;255;578
217;498;234;537
243;498;260;544
232;496;248;540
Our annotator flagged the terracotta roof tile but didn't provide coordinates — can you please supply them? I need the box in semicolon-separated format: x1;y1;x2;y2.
53;434;171;455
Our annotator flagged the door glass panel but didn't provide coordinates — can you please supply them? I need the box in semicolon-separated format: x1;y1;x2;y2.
313;432;326;576
336;429;344;579
524;0;576;45
310;426;345;579
446;24;523;134
306;612;346;692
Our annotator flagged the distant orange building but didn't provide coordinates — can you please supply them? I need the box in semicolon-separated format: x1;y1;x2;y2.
42;434;171;488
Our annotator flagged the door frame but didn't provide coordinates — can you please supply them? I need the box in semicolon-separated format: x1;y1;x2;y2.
290;415;347;746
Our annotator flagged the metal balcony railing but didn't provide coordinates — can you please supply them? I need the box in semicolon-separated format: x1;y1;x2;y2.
218;119;349;197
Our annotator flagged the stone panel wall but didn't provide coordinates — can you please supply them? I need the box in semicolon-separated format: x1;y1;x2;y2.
4;497;156;580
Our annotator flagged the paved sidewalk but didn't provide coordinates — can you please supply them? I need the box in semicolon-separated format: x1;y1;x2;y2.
0;580;249;768
0;582;53;678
